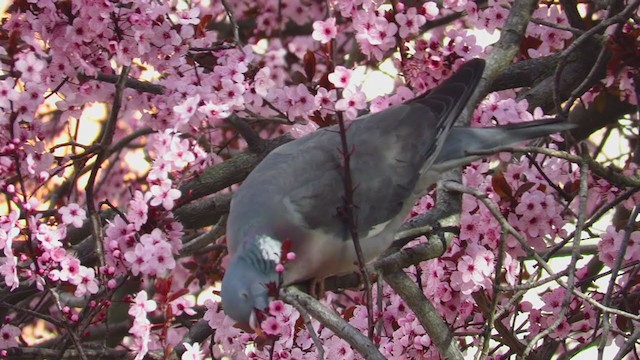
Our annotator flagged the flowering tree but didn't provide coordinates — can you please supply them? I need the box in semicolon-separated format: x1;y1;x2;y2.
0;0;639;359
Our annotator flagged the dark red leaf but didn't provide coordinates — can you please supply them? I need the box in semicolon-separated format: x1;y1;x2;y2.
303;50;316;81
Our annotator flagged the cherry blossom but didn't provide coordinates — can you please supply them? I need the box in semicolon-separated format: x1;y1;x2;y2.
314;87;337;115
312;17;338;44
58;203;87;228
395;7;427;39
14;52;46;83
0;325;20;350
335;88;367;120
181;342;204;360
422;2;440;20
150;181;182;210
328;66;353;89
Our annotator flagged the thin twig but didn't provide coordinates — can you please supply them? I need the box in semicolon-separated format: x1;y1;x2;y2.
478;229;507;360
0;301;63;327
221;0;243;47
598;205;640;359
85;65;130;270
334;109;374;339
529;17;585;35
284;292;325;359
466;146;640;188
612;326;640;360
281;287;385;360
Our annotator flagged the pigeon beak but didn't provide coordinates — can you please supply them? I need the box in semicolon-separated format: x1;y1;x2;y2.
249;309;264;336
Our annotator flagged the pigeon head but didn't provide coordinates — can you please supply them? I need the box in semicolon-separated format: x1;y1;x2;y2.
220;251;278;331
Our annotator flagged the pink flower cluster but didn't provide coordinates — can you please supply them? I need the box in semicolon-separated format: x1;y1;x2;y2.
128;290;158;360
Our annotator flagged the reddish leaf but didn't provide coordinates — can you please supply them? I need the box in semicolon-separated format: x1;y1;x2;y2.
519;36;543;59
291;71;307;85
492;171;514;201
281;239;293;256
537;183;547;193
514;182;537;199
592;92;609;114
154;278;172;303
303;50;316;81
8;0;31;12
342;306;356;320
266;281;279;297
196;14;213;38
318;72;333;90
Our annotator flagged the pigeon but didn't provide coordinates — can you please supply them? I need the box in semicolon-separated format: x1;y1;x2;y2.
220;58;574;328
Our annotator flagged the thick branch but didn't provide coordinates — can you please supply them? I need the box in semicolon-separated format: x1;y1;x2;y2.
78;72;164;95
178;135;292;202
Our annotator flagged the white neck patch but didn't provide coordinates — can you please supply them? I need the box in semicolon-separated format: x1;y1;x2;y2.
256;235;282;264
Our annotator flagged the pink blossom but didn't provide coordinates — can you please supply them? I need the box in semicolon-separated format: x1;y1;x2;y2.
335;88;367;120
254;67;276;97
54;256;81;282
598;226;640;267
0;257;18;291
312;17;338;44
73;266;99;297
422;2;439;20
0;324;20;349
125;229;176;276
174;95;201;126
214;63;248;84
395;8;426;39
0;80;18;110
328;66;352;89
0;226;19;256
314;87;337;115
150;181;181;210
218;79;245;108
354;11;398;60
15;52;46;83
127;191;149;231
58;203;86;228
370;96;391;113
129;290;157;318
129;291;155;360
166;137;196;170
171;296;197;316
181;342;204;360
203;300;225;330
177;7;200;25
289;121;320;139
325;336;354;360
280;84;315;120
198;101;231;126
261;316;282;336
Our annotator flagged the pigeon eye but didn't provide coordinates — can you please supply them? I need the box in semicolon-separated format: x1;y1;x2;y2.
239;291;249;301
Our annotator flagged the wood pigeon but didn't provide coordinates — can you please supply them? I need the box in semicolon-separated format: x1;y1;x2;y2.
220;59;574;329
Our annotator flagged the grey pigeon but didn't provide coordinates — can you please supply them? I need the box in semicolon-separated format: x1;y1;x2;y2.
220;59;574;328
